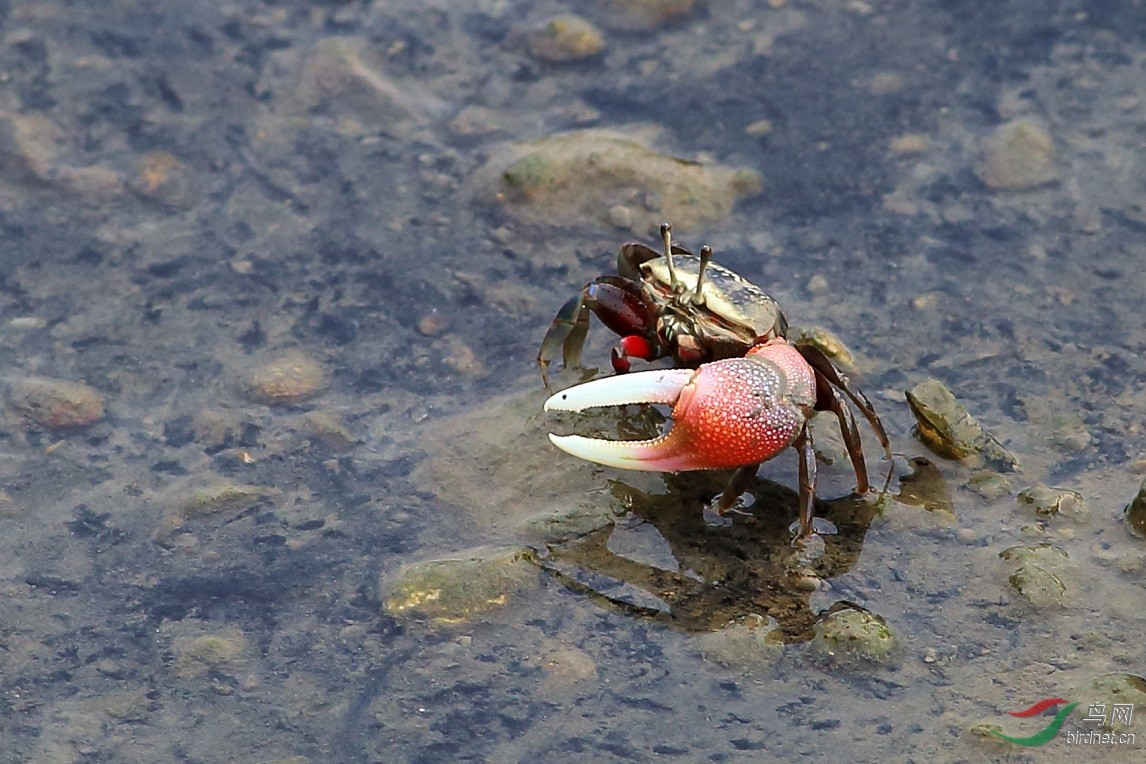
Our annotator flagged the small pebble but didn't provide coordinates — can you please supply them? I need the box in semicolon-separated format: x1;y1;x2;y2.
912;292;939;310
6;317;47;330
447;105;508;138
9;377;105;430
594;0;696;30
527;15;605;63
806;274;829;294
890;133;929;154
301;411;358;451
191;409;240;449
442;336;484;376
977;118;1059;191
417;310;450;337
744;119;774;138
241;352;326;405
607;204;634;230
867;72;903;95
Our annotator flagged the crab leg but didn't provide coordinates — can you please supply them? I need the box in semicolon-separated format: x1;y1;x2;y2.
537;292;589;389
793;423;817;536
537;276;660;389
815;375;871;494
797;343;892;459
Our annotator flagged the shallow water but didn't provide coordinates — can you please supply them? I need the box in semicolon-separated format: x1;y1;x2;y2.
0;1;1143;761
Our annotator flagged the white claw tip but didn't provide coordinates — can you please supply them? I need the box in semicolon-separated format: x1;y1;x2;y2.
543;369;693;412
547;433;667;471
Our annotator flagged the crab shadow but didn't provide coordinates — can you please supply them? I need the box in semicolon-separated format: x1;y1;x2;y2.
540;470;886;645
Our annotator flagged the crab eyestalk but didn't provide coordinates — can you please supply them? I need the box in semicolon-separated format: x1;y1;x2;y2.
691;245;712;306
659;222;682;294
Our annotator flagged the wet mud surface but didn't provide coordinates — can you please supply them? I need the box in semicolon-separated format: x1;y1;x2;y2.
0;1;1143;761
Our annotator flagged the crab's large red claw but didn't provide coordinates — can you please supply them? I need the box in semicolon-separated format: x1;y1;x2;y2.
544;356;808;472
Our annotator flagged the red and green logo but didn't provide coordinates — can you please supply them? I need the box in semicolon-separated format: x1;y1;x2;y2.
990;698;1079;746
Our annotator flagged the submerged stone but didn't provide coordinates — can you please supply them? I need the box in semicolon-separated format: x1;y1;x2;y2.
0;111;68;185
537;641;599;688
999;543;1078;608
190;408;242;450
807;603;898;666
380;546;540;623
8;376;105;430
905;379;1016;470
1123;478;1146;538
284;37;447;129
696;613;785;669
976;119;1059;191
1017;483;1085;519
788;326;860;374
154;482;277;544
411;388;639;541
1044;410;1092;452
240;351;326;406
180;483;274;520
594;0;696;30
807;411;849;467
527;16;606;62
966;470;1014;501
172;631;248;679
300;410;358;451
521;503;622;545
1071;674;1146;733
473;128;760;235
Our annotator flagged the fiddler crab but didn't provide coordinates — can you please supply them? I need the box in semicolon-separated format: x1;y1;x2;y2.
538;223;891;538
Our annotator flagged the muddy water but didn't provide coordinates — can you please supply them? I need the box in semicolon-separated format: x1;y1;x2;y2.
0;1;1142;761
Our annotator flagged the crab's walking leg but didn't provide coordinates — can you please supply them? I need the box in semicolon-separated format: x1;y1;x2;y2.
714;463;761;514
794;423;817;537
538;276;659;388
537;292;589;390
816;376;872;494
797;344;892;460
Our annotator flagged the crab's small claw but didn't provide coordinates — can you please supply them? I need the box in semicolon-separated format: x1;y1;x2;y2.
545;352;811;473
